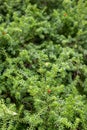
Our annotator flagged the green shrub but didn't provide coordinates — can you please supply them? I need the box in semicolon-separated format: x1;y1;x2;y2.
0;0;87;130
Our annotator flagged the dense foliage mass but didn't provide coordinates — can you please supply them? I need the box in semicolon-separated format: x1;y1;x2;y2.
0;0;87;130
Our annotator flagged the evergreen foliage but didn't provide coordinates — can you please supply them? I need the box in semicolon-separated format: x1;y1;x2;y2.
0;0;87;129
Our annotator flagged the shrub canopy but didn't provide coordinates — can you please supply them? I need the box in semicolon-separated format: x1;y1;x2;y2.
0;0;87;130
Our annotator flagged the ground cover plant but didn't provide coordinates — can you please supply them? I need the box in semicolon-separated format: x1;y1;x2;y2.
0;0;87;130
